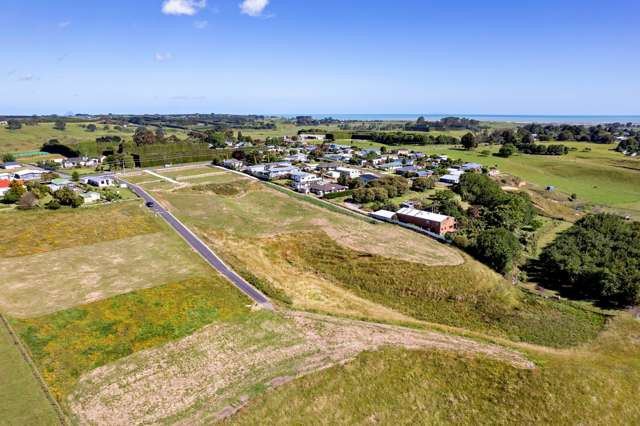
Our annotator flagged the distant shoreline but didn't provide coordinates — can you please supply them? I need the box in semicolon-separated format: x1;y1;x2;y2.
277;114;640;125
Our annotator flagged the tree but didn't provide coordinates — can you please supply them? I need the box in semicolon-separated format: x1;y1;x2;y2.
71;171;80;182
498;144;516;157
86;123;97;132
473;227;522;274
133;127;157;145
17;192;39;210
2;153;16;162
412;176;436;192
6;119;22;130
53;187;84;208
2;180;26;204
155;127;166;141
538;214;640;307
461;132;478;150
53;121;66;131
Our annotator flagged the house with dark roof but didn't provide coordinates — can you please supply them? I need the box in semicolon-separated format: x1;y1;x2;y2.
309;182;348;197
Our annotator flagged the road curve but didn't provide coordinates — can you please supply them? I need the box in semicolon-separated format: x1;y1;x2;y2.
120;178;273;310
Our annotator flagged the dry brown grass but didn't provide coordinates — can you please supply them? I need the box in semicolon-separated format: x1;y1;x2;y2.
0;233;213;318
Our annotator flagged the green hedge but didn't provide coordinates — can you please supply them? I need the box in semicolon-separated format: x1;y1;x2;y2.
324;190;353;200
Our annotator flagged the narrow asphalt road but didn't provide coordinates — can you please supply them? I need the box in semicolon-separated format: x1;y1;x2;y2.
120;179;273;310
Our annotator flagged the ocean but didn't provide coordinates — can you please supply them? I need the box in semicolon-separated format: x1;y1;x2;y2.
278;114;640;125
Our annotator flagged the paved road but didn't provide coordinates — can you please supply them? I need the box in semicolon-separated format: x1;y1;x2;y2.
121;179;273;310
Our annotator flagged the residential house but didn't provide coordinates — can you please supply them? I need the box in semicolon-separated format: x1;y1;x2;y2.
396;208;457;235
290;171;321;185
284;153;308;163
0;162;21;170
415;170;434;178
62;157;100;169
323;153;352;162
461;162;483;172
336;167;361;179
317;162;339;171
359;173;380;185
299;134;326;141
309;182;348;197
222;159;244;170
0;178;10;196
83;175;115;188
79;191;101;204
393;149;410;156
395;166;420;176
47;178;73;192
13;169;44;181
253;164;299;181
377;161;405;172
440;174;461;185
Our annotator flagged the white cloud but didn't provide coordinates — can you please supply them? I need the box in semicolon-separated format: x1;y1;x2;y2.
240;0;269;17
161;0;206;16
193;20;209;29
154;52;174;62
58;20;71;29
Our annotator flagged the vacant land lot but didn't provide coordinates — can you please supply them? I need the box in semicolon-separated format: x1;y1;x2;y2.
0;203;160;258
13;277;250;403
144;172;469;323
352;140;640;212
0;232;213;317
0;321;60;426
232;315;640;425
142;170;605;347
67;311;532;426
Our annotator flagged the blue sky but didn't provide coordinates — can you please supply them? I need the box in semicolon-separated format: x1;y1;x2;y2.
1;0;639;115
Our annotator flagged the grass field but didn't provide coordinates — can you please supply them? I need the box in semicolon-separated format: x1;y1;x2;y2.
0;321;60;426
231;315;640;425
143;170;606;347
0;122;189;155
0;122;136;153
65;310;531;425
351;140;640;213
0;203;160;258
0;232;214;317
12;277;251;403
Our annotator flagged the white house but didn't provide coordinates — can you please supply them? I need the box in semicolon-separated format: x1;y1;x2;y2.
440;174;461;185
79;191;101;204
223;159;244;170
83;175;115;188
336;167;361;179
290;171;321;184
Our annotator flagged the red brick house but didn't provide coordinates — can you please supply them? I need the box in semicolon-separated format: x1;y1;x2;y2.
396;207;457;235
